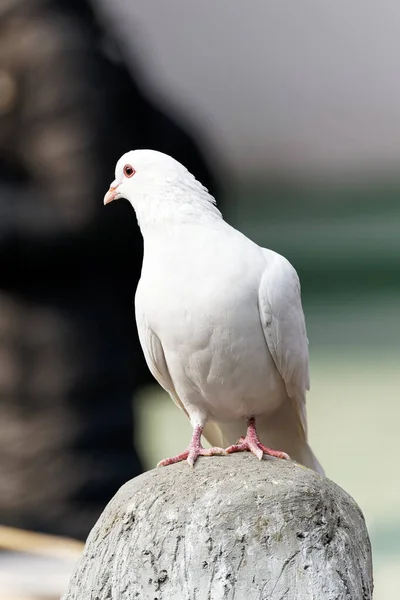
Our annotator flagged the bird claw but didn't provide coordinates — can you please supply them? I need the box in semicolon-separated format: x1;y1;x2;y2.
158;445;227;468
225;438;290;461
187;445;227;467
225;418;290;462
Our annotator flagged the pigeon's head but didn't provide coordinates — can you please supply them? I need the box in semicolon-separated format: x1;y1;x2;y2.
104;149;220;228
104;150;190;206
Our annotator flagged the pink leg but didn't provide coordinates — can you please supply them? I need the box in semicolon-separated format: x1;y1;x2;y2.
157;425;227;468
225;418;290;462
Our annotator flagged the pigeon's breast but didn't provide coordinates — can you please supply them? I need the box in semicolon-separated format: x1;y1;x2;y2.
138;245;285;420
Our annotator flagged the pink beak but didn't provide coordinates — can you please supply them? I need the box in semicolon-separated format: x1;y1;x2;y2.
104;185;119;205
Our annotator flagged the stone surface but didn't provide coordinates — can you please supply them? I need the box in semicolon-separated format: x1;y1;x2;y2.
63;454;373;600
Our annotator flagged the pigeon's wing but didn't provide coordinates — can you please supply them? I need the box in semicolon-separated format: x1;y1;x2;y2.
258;250;310;437
135;308;189;419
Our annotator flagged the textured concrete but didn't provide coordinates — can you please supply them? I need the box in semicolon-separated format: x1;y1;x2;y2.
63;454;373;600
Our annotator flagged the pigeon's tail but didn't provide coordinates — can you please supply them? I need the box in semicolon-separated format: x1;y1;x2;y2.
204;398;324;476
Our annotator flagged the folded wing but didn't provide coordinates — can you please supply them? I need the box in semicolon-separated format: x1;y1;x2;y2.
258;250;310;438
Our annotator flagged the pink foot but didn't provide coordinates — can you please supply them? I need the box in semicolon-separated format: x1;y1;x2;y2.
225;418;290;462
157;425;227;467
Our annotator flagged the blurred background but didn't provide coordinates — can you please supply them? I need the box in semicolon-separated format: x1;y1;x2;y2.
0;0;399;598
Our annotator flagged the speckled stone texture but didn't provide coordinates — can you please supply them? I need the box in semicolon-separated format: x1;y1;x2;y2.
63;454;373;600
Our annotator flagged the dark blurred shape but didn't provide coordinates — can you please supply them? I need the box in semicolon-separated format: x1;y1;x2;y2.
0;0;219;540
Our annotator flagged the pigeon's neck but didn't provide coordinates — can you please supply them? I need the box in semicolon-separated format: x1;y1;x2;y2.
135;179;223;237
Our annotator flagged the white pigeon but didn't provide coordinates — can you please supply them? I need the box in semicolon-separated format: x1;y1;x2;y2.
104;150;324;474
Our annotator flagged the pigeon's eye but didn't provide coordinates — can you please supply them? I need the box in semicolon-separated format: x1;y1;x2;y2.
123;164;135;178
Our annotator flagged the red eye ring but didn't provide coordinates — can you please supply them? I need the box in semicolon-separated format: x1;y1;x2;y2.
123;164;135;178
